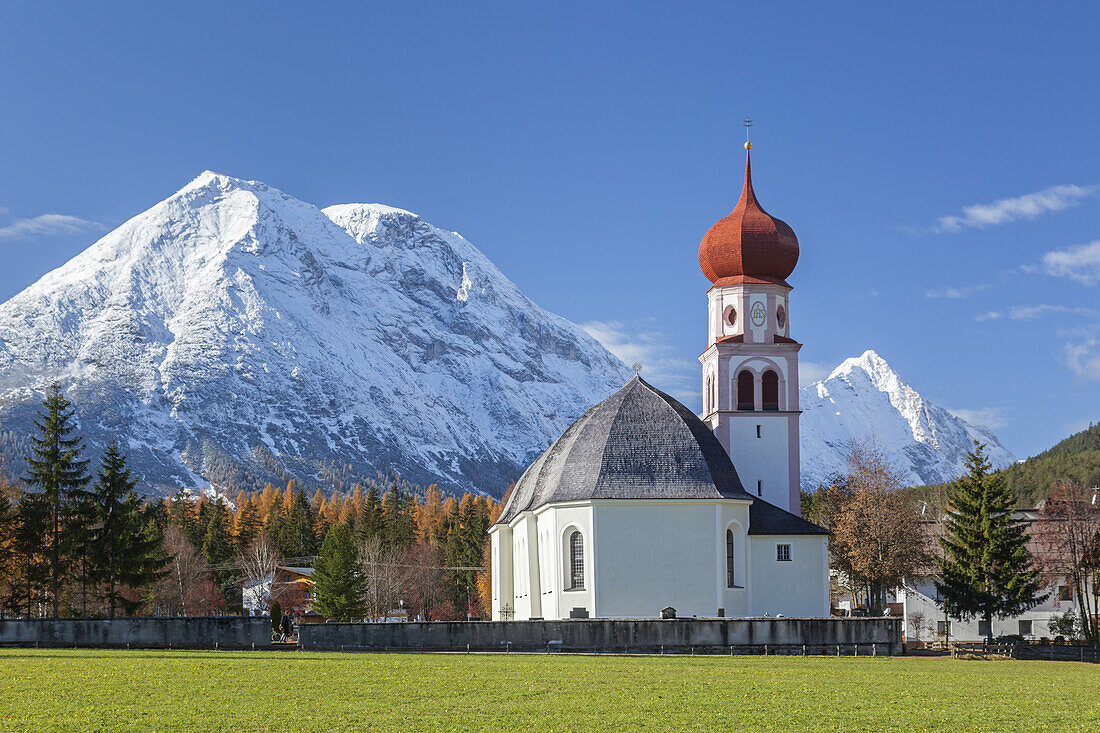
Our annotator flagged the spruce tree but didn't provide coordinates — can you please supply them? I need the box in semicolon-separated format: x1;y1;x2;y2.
276;490;316;558
236;498;262;552
936;442;1046;641
22;384;91;617
202;499;237;612
7;493;49;616
311;522;366;621
169;490;200;544
382;482;414;551
356;483;384;544
89;444;167;616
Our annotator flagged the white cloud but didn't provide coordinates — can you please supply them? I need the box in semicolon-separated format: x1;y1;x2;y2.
1065;339;1100;380
1036;240;1100;285
948;407;1009;430
0;213;106;240
934;184;1096;233
925;284;989;299
798;361;831;387
975;310;1003;322
582;320;697;399
1009;304;1096;321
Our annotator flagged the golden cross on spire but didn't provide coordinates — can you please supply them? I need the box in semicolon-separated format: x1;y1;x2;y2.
743;117;753;150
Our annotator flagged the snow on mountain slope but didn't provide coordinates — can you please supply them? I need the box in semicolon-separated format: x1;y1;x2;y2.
0;172;630;496
799;350;1015;489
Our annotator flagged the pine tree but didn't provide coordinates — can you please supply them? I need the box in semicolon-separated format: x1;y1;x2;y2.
936;442;1046;642
22;384;91;617
88;444;167;616
311;523;366;621
236;498;262;551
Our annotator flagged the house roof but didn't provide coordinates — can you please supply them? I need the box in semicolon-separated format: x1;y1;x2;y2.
495;376;826;536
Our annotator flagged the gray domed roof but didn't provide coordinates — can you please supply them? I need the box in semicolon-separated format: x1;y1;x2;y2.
496;376;755;524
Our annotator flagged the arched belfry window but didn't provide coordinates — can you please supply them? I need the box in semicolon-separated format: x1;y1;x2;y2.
762;370;779;411
726;529;736;587
737;370;755;411
569;531;584;589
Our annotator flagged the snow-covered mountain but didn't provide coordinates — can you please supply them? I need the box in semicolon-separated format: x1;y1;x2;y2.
799;350;1015;490
0;172;630;496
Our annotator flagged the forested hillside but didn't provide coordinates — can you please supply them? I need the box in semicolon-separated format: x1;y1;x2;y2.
905;422;1100;508
1001;421;1100;506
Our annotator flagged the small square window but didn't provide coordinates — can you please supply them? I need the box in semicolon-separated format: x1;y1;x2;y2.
978;620;991;638
937;620;951;636
776;544;791;562
1019;620;1032;636
1058;585;1073;602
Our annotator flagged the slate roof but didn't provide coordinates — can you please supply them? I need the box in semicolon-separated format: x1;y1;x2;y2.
495;376;827;537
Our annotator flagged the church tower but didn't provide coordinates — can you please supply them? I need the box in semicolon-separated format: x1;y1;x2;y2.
698;142;802;515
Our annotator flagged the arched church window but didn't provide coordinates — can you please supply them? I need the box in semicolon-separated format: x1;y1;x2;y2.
726;529;736;588
737;370;754;411
569;531;584;589
762;370;779;411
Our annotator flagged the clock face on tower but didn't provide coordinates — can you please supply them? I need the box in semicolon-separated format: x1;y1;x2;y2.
750;301;766;327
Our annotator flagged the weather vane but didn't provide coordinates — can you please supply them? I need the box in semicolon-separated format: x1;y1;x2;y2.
743;116;753;150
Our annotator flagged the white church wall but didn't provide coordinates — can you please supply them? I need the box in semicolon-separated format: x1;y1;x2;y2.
541;504;594;620
489;525;514;620
718;502;753;617
748;535;829;617
593;501;721;618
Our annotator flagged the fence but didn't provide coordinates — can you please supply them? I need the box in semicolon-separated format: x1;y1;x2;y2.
951;640;1099;663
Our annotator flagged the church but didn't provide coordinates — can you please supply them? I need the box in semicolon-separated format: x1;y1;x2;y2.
489;143;830;621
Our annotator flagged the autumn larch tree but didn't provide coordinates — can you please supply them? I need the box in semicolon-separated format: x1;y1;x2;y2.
936;442;1046;642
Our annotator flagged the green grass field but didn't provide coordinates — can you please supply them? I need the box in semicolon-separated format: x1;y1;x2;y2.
0;650;1096;732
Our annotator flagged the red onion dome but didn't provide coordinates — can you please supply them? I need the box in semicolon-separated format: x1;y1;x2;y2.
698;147;799;287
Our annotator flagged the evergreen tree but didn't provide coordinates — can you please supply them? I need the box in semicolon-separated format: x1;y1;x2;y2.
88;444;167;616
6;493;49;616
356;483;384;544
169;490;200;545
201;499;234;565
22;384;91;617
236;498;262;551
275;490;316;558
311;523;366;621
936;442;1046;642
202;499;237;612
381;482;415;551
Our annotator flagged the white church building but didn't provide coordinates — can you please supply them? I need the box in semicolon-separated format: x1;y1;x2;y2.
489;143;830;621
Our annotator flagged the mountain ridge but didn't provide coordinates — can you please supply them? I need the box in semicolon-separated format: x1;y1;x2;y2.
799;349;1016;489
0;171;631;496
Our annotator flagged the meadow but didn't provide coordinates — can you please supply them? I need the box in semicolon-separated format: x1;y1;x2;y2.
0;649;1095;732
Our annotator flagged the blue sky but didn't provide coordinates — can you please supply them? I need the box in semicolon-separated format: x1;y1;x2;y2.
1;1;1097;459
